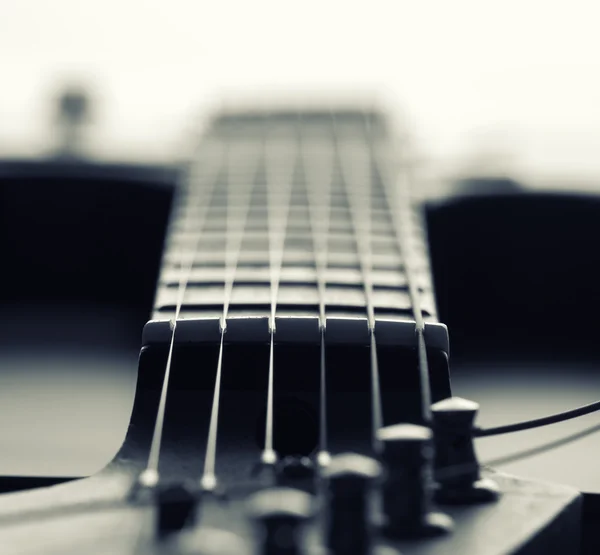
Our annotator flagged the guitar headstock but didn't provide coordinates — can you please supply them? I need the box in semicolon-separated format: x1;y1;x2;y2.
0;105;583;554
0;439;581;554
0;338;581;554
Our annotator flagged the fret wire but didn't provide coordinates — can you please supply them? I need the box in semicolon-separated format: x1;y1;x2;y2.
372;132;432;423
332;113;383;453
201;139;263;489
261;126;297;464
369;329;383;450
299;117;335;467
140;141;225;486
200;331;225;491
262;336;276;463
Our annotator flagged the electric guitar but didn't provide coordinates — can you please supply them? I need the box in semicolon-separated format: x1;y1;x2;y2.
0;104;581;554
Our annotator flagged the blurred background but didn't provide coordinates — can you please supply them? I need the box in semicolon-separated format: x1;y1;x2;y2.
2;0;600;187
2;0;600;510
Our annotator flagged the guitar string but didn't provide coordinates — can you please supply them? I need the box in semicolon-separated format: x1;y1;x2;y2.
200;137;262;491
332;111;384;454
372;123;433;423
474;397;600;437
435;419;600;481
221;140;262;326
138;140;224;488
261;121;297;465
299;113;335;468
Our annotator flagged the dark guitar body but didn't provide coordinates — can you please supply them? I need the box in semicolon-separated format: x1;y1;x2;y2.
0;158;175;349
428;188;600;359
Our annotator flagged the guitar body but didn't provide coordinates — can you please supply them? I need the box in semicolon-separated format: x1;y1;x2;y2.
0;105;582;554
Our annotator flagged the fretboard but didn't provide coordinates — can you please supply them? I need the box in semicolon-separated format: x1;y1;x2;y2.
152;107;436;325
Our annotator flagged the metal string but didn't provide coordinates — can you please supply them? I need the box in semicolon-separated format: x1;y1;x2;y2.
265;128;297;329
373;129;433;423
200;139;262;491
261;124;296;465
299;115;335;468
332;112;384;454
432;420;600;481
261;123;297;465
475;398;600;437
138;140;225;488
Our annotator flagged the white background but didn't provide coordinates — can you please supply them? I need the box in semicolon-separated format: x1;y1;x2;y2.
1;0;600;187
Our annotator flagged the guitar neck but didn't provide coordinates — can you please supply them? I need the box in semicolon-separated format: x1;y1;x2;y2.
152;107;437;327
